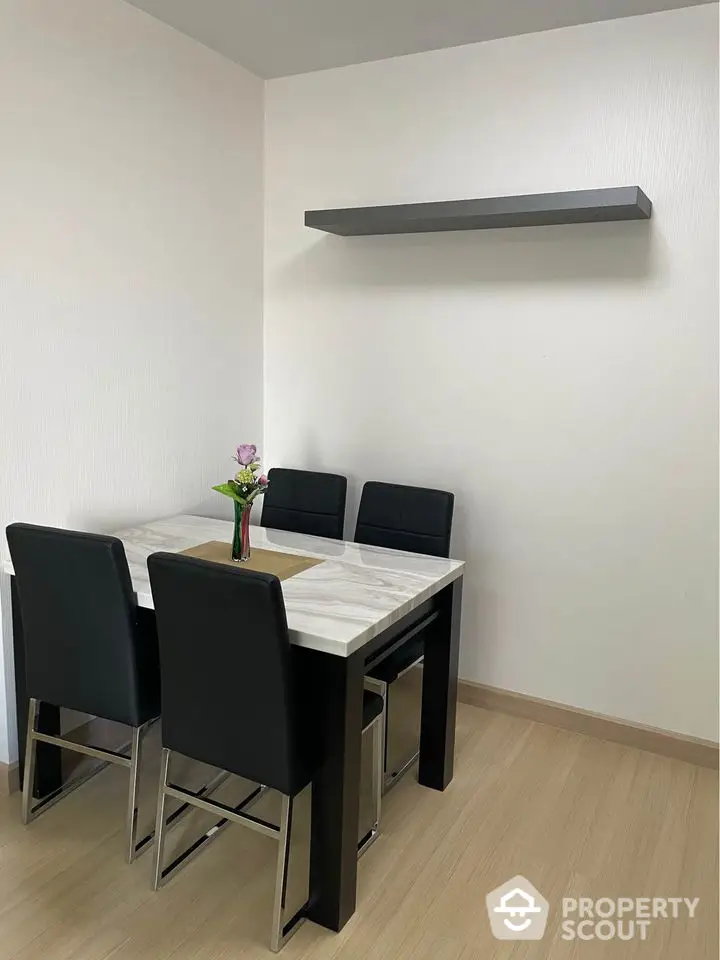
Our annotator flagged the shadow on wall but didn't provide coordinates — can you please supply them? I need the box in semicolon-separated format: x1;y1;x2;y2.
447;498;499;684
279;219;657;289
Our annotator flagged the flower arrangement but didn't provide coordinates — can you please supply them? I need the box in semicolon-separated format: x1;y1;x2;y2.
212;444;269;561
213;444;268;507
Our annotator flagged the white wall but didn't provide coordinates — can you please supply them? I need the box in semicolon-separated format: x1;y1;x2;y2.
265;6;719;740
0;0;264;762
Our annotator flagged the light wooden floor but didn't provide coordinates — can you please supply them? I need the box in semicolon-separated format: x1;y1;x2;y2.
0;702;716;960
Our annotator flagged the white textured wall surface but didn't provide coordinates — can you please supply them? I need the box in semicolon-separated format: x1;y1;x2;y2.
265;6;719;740
0;0;264;762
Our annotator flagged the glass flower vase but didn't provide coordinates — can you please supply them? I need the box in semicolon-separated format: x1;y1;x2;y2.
232;501;252;562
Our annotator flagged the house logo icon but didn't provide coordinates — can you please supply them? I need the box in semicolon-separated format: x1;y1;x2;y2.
486;876;549;940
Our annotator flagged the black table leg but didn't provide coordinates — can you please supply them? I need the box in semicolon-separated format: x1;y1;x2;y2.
305;648;364;932
11;576;62;798
419;576;463;791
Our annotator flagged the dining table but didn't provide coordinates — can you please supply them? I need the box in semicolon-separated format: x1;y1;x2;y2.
7;513;464;933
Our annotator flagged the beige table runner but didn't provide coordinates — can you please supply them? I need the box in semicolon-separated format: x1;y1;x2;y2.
180;540;324;581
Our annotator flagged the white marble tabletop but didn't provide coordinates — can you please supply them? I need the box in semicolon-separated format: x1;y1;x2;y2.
127;515;463;656
2;514;462;657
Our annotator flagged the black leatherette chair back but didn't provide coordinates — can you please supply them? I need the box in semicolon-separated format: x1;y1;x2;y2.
354;481;454;558
261;468;347;540
147;552;315;797
6;522;159;727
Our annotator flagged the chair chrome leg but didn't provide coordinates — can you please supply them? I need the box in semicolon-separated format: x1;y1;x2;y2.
383;668;422;794
367;658;425;795
125;722;150;864
20;702;156;861
21;698;40;825
270;794;295;953
358;711;384;859
152;777;268;890
385;748;420;791
372;708;384;831
378;679;389;775
149;757;309;949
151;747;171;890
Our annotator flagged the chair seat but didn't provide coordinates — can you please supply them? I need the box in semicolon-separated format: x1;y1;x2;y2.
368;636;424;685
362;691;384;729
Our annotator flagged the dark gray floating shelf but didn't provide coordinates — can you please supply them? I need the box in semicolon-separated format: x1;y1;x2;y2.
305;187;652;236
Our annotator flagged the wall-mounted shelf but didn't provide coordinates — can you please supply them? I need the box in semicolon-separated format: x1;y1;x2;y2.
305;187;652;236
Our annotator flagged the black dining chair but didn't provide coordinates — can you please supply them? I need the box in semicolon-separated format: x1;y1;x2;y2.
146;553;383;952
6;523;161;862
354;482;454;792
260;468;347;540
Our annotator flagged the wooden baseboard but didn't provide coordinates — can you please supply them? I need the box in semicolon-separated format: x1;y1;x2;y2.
458;679;719;770
0;761;20;797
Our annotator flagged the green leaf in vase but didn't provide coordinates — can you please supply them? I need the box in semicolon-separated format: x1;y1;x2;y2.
212;483;247;505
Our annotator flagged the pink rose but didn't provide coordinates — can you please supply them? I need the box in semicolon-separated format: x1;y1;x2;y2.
234;444;257;466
